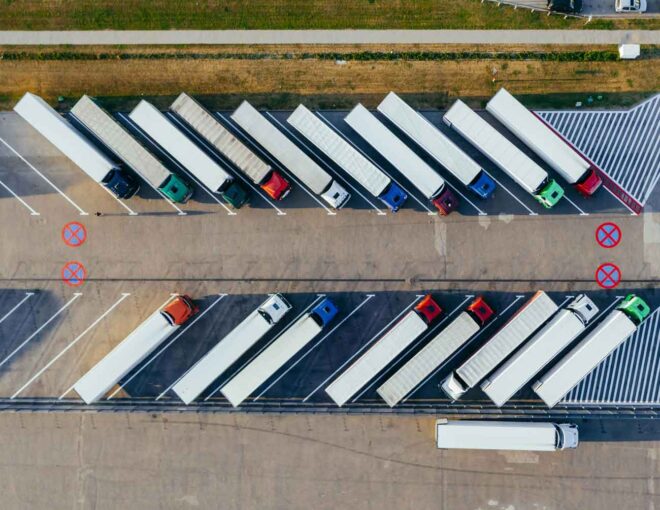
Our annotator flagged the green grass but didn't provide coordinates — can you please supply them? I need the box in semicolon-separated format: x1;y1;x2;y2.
0;0;658;30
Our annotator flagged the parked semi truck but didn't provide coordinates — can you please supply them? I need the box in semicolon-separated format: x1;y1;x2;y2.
377;297;494;407
173;294;292;404
486;88;602;196
344;103;459;215
533;294;651;408
230;101;350;209
436;420;579;451
443;100;565;208
170;93;291;200
221;298;339;407
14;92;139;199
287;104;407;212
481;295;598;407
70;95;197;203
377;92;496;200
442;291;558;401
129;100;248;207
73;295;198;404
325;295;442;407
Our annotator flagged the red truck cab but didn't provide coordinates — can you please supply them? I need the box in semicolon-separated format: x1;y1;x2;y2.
261;170;291;200
432;187;459;215
415;295;443;324
575;167;602;196
161;295;199;326
467;296;495;326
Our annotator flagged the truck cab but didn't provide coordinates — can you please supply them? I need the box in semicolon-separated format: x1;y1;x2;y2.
415;295;443;325
467;297;495;326
469;172;497;199
616;0;647;11
556;424;580;449
102;167;140;199
568;294;598;325
619;294;651;325
221;181;250;209
259;294;292;324
161;295;199;326
575;168;602;196
321;181;351;209
310;298;339;327
161;174;194;203
432;187;459;215
261;170;291;201
379;182;408;212
535;179;565;208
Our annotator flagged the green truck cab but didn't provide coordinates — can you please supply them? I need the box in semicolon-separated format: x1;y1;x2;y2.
619;294;651;325
535;179;565;209
222;181;250;209
161;174;194;203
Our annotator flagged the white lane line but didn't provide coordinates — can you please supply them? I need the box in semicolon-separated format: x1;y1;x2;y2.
482;170;538;216
563;195;589;216
97;183;139;216
446;184;487;216
0;136;88;215
116;113;187;215
11;293;130;399
317;112;433;214
302;294;425;403
218;113;336;216
0;292;35;325
204;294;326;402
254;294;376;401
166;112;285;216
0;179;40;215
0;293;82;370
106;293;228;400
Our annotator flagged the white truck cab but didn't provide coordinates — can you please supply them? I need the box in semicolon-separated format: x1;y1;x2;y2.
616;0;647;12
260;294;292;324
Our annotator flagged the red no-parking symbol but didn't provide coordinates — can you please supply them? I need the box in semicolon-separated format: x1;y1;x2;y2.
596;222;621;249
595;263;621;289
61;261;87;287
62;222;87;247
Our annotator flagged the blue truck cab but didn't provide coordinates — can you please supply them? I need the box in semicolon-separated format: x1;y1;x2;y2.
310;298;339;328
379;182;408;212
468;171;496;199
102;167;140;199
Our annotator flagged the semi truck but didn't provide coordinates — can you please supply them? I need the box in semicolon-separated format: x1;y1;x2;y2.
287;104;407;212
533;294;651;408
344;103;459;215
325;295;442;407
230;101;350;209
436;420;579;451
376;92;496;200
481;295;598;408
73;295;198;404
70;95;195;203
172;294;292;404
441;291;559;401
170;93;291;200
377;297;494;407
129;100;248;208
14;93;139;199
220;298;339;407
486;88;601;196
443;100;565;208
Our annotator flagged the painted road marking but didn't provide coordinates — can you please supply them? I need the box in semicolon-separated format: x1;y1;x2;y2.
61;222;87;247
481;170;538;216
596;263;621;289
596;222;622;248
0;292;35;326
0;293;82;370
11;293;131;399
61;261;87;287
0;179;40;216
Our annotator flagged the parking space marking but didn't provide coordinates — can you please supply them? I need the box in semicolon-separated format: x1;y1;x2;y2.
105;293;228;400
316;112;433;214
563;195;589;216
0;136;88;215
0;292;35;326
165;113;286;216
253;294;376;401
0;179;40;216
0;293;82;371
115;114;187;216
98;184;139;216
11;293;130;399
302;294;425;403
218;113;336;216
204;294;327;402
481;170;538;216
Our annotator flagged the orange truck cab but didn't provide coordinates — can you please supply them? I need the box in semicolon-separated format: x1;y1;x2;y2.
161;295;199;326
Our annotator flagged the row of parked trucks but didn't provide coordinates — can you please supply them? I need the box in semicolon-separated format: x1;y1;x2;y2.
69;291;650;409
13;88;602;213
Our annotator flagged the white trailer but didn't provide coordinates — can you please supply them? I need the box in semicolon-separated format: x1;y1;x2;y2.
441;291;558;400
481;295;598;407
486;88;601;195
172;295;292;405
287;104;407;211
344;103;458;215
436;420;579;451
230;101;350;208
533;295;650;408
376;92;496;199
443;99;565;208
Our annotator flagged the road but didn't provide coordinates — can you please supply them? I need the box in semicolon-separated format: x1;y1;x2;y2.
0;29;658;45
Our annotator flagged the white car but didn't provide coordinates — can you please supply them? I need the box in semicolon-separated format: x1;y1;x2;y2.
615;0;647;12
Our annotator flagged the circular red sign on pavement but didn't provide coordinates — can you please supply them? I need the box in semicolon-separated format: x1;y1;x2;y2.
61;261;87;287
595;222;621;249
61;222;87;247
595;263;621;289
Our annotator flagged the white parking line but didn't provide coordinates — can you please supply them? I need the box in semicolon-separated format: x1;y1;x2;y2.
254;294;376;401
302;294;425;403
97;184;139;216
0;179;40;215
116;113;187;216
562;195;588;216
482;170;537;216
218;113;336;216
166;112;286;216
204;294;327;402
0;136;89;215
0;292;35;325
11;293;130;399
0;293;82;370
106;293;228;400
